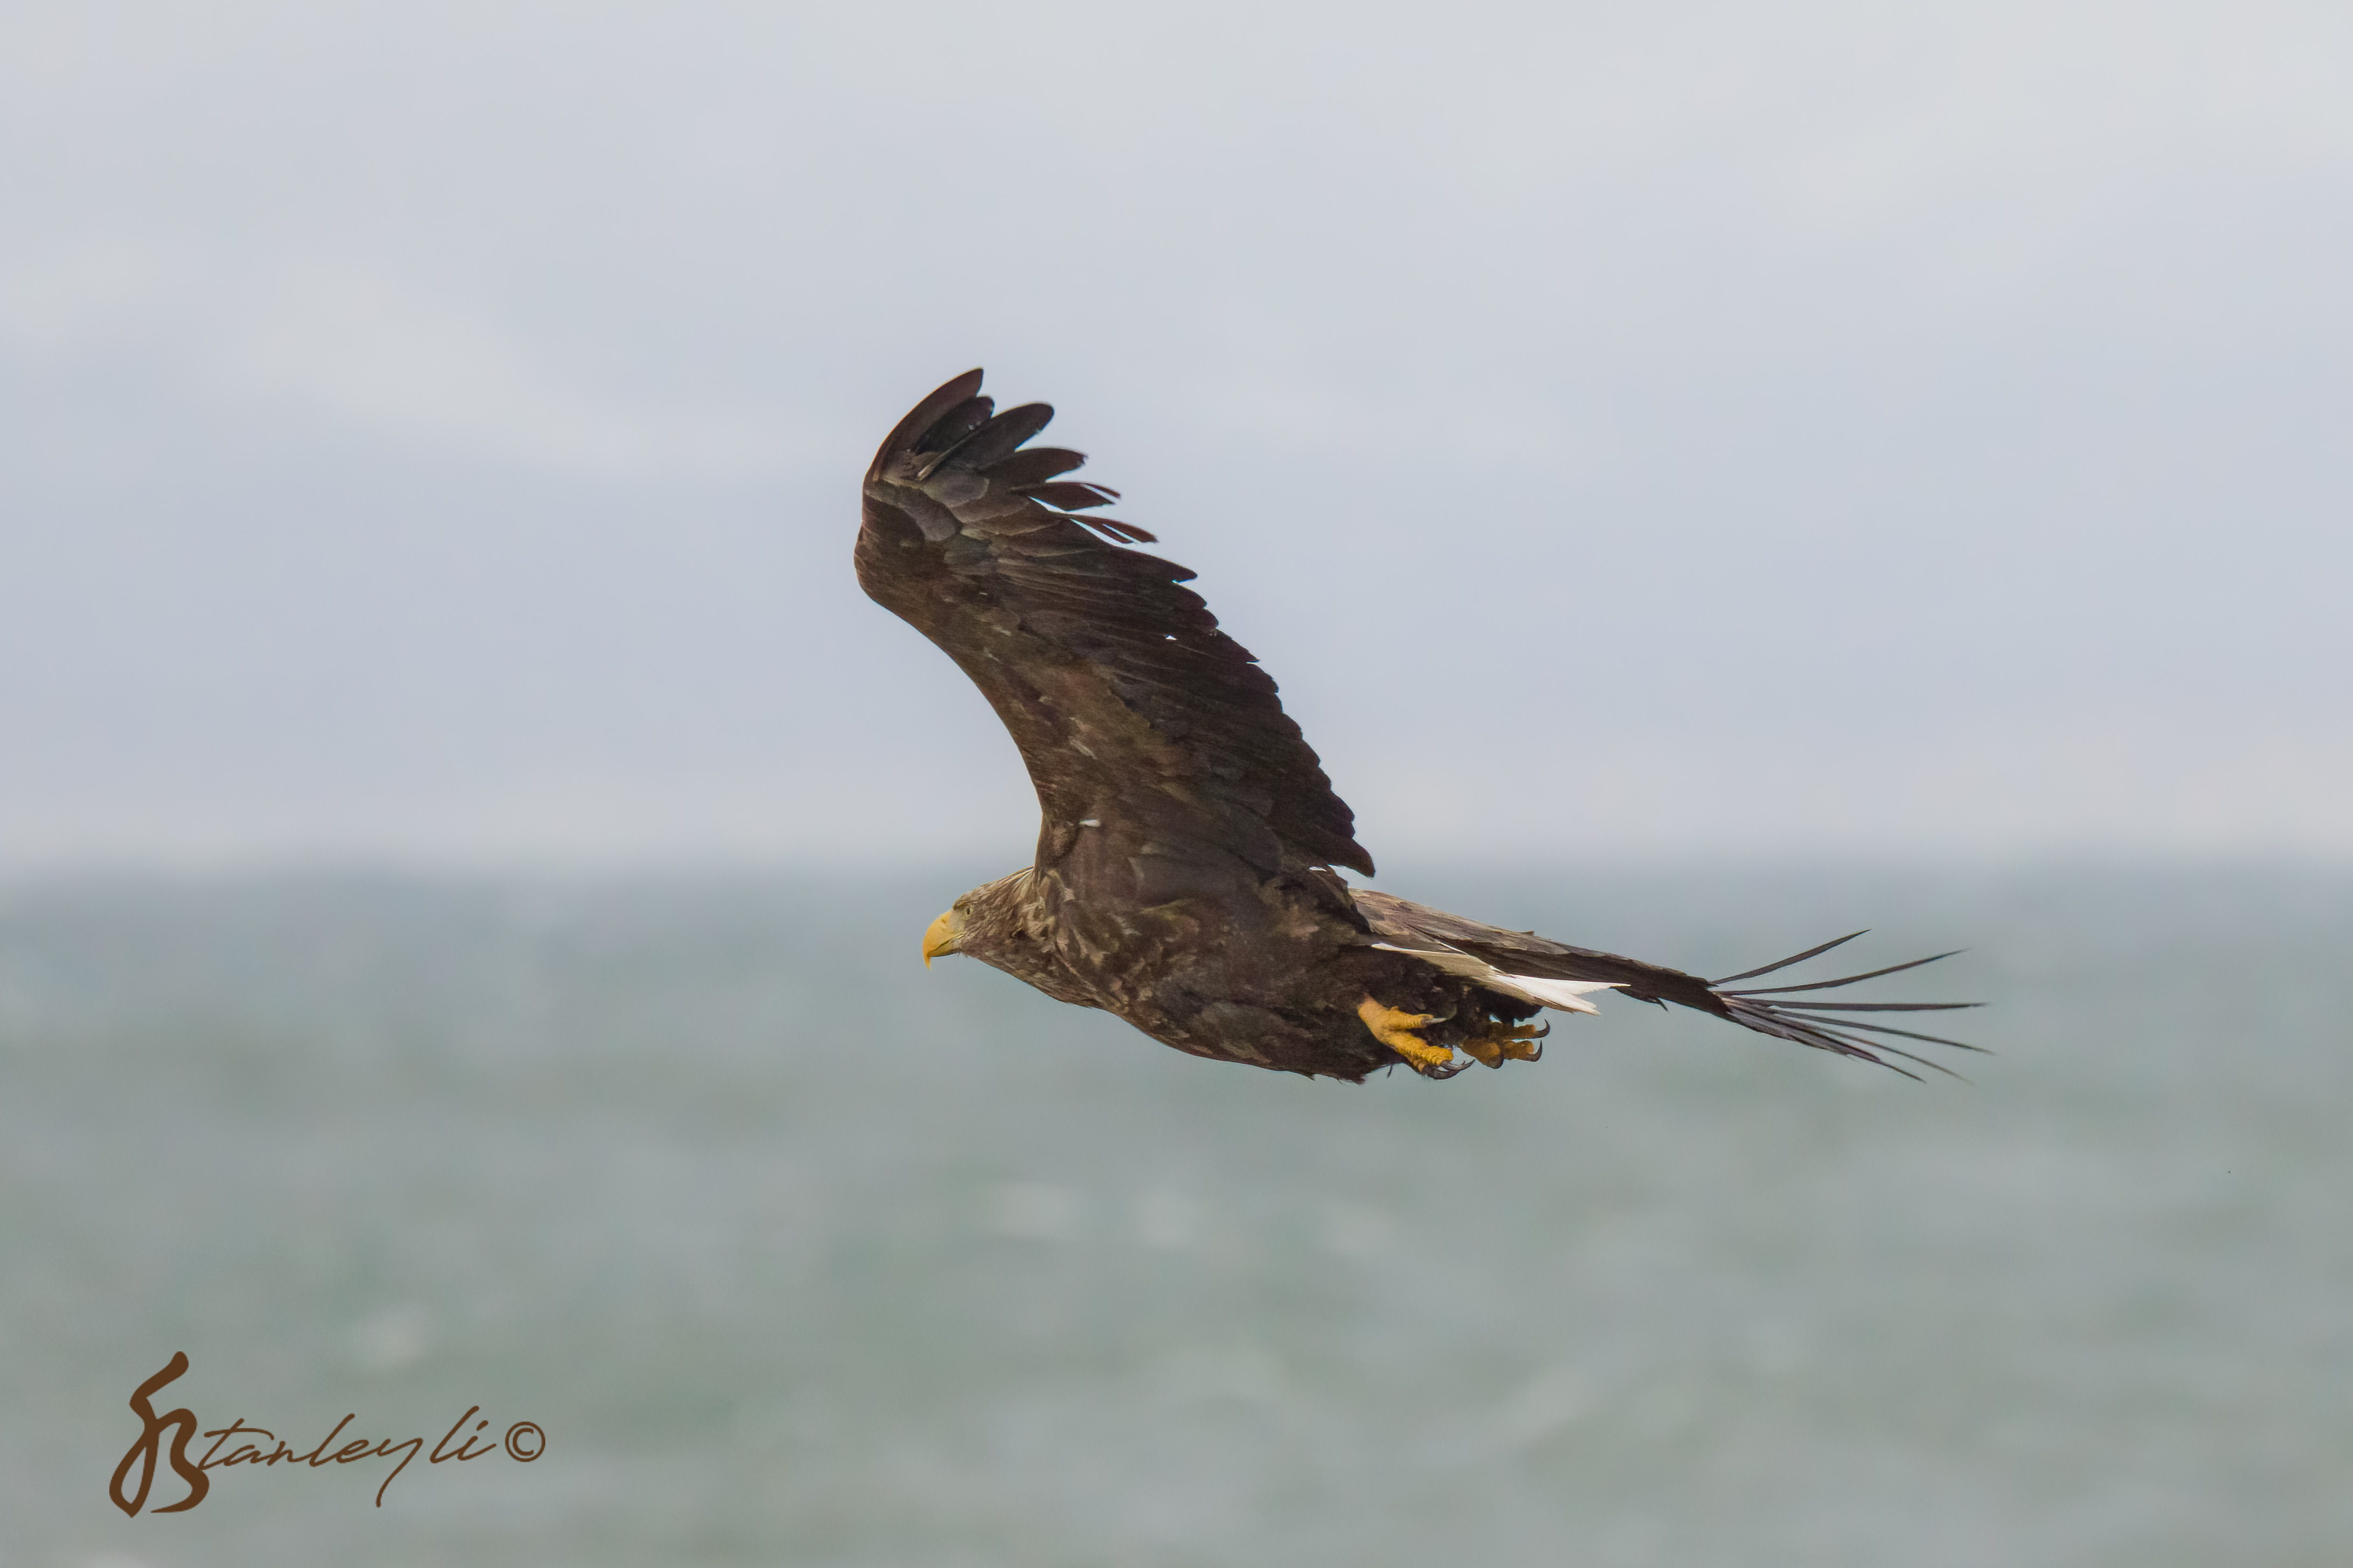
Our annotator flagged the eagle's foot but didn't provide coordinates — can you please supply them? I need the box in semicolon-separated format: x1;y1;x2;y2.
1460;1018;1550;1069
1357;998;1460;1076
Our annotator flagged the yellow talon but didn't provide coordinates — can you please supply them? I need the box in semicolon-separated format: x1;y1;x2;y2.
1358;997;1454;1074
1461;1019;1550;1069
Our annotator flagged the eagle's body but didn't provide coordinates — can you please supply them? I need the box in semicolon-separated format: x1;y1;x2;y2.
858;371;1975;1082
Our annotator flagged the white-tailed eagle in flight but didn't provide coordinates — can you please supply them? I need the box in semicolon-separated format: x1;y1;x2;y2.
858;371;1978;1082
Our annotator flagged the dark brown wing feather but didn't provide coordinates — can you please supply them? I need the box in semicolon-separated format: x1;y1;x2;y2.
1353;890;1983;1079
857;370;1372;876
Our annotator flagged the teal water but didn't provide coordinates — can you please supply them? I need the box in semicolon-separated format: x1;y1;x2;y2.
3;864;2347;1566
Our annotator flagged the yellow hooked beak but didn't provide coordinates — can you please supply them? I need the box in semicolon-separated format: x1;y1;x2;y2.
922;908;963;967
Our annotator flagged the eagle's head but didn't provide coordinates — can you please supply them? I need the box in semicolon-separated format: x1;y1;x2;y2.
921;868;1036;968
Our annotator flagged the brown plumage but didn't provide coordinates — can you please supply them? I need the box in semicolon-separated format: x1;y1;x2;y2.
859;370;1979;1082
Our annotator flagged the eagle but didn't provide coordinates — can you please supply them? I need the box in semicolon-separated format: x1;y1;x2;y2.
857;370;1977;1082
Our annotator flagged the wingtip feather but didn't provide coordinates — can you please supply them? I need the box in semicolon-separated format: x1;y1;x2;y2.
870;370;986;476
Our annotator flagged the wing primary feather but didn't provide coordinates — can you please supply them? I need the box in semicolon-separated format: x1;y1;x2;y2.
1711;931;1868;984
1080;517;1158;543
929;401;1057;474
1773;1015;1991;1053
1757;1019;1927;1079
1019;481;1122;510
913;396;995;462
1811;1029;1967;1081
982;447;1089;486
1766;1000;1981;1013
869;370;984;471
1723;950;1963;995
1818;1034;1962;1081
1724;1005;1944;1081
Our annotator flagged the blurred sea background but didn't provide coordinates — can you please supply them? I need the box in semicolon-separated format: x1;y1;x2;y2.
8;861;2350;1567
5;2;2352;1564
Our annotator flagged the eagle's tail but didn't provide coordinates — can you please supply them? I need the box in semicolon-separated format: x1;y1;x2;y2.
1350;889;1983;1079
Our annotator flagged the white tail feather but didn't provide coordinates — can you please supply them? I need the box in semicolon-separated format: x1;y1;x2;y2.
1372;943;1622;1014
1498;973;1620;1014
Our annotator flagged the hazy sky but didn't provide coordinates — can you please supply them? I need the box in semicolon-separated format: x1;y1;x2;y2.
3;1;2348;868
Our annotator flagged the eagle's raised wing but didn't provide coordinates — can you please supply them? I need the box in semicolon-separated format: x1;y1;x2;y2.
857;370;1371;876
